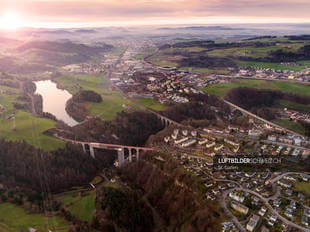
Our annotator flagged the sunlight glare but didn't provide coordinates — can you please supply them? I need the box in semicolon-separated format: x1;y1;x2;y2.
0;11;22;30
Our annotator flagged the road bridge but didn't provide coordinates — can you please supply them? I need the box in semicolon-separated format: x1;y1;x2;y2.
60;138;153;167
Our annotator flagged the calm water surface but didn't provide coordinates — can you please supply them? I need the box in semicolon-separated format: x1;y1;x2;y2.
35;80;78;127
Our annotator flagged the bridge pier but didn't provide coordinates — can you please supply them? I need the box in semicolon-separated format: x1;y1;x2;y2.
117;148;125;167
82;144;86;153
129;149;132;162
159;117;167;127
89;145;95;159
136;149;140;161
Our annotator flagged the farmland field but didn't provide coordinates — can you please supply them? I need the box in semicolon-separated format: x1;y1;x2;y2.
180;67;229;74
236;60;310;71
277;100;310;113
203;79;310;97
134;97;167;111
55;74;133;120
272;119;305;135
0;110;65;151
60;191;95;223
0;203;68;232
295;182;310;196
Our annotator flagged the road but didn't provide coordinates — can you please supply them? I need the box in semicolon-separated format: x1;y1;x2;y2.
221;189;246;232
105;48;182;126
218;171;310;232
105;48;310;151
268;172;304;184
222;186;310;232
262;139;308;150
236;187;310;232
102;47;310;230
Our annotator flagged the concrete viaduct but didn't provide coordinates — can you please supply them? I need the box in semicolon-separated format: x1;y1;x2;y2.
60;138;153;167
158;115;179;127
146;108;181;127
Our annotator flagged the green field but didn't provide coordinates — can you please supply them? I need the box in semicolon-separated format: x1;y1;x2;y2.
180;67;229;74
90;176;103;185
134;98;167;111
147;51;178;67
0;203;68;232
208;44;305;59
237;60;310;71
104;182;119;189
61;191;95;223
134;47;156;60
277;100;310;113
208;46;281;58
203;79;310;97
152;60;178;67
295;182;310;196
0;110;65;151
0;83;65;151
59;192;79;206
55;74;133;120
272;119;305;135
0;86;21;112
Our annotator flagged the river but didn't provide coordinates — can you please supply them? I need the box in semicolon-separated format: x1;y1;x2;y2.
34;80;79;127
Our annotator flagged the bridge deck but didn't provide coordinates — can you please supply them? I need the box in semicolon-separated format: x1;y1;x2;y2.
61;138;153;151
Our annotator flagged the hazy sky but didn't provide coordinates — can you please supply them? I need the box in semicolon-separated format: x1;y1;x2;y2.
1;0;310;27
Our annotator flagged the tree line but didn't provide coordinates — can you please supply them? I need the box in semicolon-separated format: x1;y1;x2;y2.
0;139;103;193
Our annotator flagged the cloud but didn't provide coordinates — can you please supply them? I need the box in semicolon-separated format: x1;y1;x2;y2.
0;0;310;26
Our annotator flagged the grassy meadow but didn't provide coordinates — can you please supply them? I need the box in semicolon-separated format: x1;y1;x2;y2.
59;191;95;223
55;74;133;120
0;203;68;232
0;111;65;151
0;83;65;151
204;79;310;97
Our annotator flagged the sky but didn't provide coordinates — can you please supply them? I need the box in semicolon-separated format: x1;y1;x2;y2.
1;0;310;28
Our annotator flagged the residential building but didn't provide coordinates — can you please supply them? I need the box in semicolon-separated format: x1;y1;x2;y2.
175;137;189;145
248;129;262;139
277;180;292;188
182;139;197;148
246;214;260;232
229;192;245;203
231;201;249;215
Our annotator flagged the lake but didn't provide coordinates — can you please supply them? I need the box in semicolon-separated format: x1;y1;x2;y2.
34;80;79;127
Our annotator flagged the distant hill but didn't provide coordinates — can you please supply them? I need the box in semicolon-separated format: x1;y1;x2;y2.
0;57;53;74
159;26;244;31
0;36;21;48
3;40;114;68
284;34;310;40
75;29;97;33
37;29;73;34
14;41;113;66
16;41;113;56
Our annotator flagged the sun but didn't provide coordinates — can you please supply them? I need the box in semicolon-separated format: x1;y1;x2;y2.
0;12;22;30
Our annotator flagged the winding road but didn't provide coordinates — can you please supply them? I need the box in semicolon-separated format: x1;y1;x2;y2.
220;182;310;232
